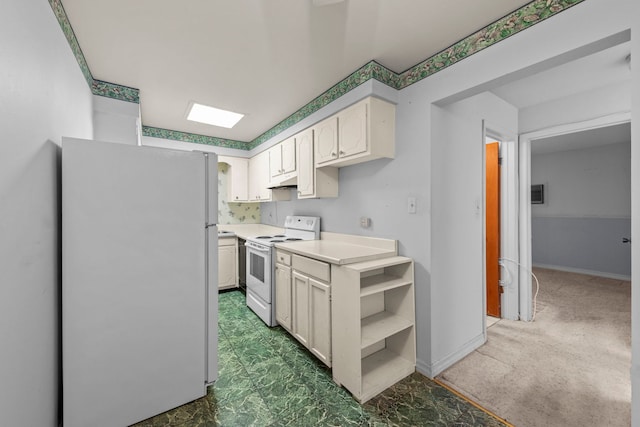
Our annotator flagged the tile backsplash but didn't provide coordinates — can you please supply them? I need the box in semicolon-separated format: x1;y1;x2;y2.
218;163;260;224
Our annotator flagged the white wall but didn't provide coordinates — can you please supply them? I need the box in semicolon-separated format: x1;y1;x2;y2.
0;2;94;426
532;142;631;218
429;92;518;373
520;81;631;134
531;142;632;277
93;95;140;145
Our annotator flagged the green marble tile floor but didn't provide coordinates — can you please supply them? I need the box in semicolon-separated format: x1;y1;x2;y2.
133;290;508;427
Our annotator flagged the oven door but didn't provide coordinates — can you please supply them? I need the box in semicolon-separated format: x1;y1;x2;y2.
246;241;272;303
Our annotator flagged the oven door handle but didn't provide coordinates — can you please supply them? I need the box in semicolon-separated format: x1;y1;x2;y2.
246;241;271;253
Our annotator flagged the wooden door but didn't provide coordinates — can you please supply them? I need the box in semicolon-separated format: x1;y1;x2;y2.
486;142;501;317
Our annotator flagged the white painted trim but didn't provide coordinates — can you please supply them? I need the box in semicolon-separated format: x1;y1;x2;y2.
519;136;533;321
519;111;632;322
429;332;486;377
416;359;434;379
533;263;631;281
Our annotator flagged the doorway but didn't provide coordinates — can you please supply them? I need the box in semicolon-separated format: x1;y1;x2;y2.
485;138;500;318
518;113;632;319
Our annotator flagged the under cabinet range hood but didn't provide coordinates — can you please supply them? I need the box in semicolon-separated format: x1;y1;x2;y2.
267;173;297;189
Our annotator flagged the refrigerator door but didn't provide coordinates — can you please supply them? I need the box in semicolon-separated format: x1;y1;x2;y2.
205;152;218;226
206;225;218;384
63;138;207;427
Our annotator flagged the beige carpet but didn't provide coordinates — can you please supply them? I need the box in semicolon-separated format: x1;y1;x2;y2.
437;268;631;427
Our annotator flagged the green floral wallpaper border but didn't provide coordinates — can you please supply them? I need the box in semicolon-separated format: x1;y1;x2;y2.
50;0;584;150
142;126;249;150
49;0;140;103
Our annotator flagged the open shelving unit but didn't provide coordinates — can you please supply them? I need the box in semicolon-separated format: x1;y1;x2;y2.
331;256;415;403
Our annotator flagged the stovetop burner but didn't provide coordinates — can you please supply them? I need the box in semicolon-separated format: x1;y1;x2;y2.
285;238;302;241
255;236;272;239
270;240;284;243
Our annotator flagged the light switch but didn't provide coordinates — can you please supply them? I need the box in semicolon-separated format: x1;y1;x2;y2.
408;197;416;214
360;217;371;228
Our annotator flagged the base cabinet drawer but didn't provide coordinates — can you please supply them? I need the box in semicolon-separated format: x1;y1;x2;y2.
292;254;330;282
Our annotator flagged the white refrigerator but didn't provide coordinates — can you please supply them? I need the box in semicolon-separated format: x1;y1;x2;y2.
62;138;218;427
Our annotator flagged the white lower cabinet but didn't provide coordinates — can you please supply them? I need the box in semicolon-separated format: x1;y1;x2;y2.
292;271;310;347
275;250;293;331
218;237;238;290
309;277;331;366
275;250;332;367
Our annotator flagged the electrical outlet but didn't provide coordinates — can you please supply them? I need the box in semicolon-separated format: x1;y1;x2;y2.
360;217;371;228
408;197;416;214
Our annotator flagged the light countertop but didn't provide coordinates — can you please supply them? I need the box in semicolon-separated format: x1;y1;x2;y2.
218;224;398;265
217;223;284;240
274;240;396;265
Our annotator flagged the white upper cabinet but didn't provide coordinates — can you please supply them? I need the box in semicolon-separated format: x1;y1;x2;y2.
296;128;315;198
249;150;290;202
337;101;368;159
315;96;395;168
297;127;338;200
269;137;296;181
314;116;339;166
218;156;249;202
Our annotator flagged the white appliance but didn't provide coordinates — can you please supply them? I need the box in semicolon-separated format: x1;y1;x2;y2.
245;216;320;326
62;138;218;427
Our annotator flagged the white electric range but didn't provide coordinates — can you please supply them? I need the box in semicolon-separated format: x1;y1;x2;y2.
245;216;320;326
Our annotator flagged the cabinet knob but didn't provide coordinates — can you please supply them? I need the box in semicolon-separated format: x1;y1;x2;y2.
339;150;345;155
331;152;337;157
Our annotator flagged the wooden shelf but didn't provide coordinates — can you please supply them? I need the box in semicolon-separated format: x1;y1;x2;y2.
331;256;415;404
360;348;414;403
360;274;412;297
361;311;413;349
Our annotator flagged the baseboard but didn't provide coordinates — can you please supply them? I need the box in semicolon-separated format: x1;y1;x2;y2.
416;359;433;378
419;332;486;378
532;263;631;281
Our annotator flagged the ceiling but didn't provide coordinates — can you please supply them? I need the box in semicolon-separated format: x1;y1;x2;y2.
60;0;532;142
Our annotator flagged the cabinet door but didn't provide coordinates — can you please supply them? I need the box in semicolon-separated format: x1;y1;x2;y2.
218;245;236;289
229;157;249;202
275;264;292;331
296;128;314;198
281;137;296;174
269;144;282;179
315;116;339;166
338;102;368;159
249;151;271;201
292;271;309;347
309;278;331;366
